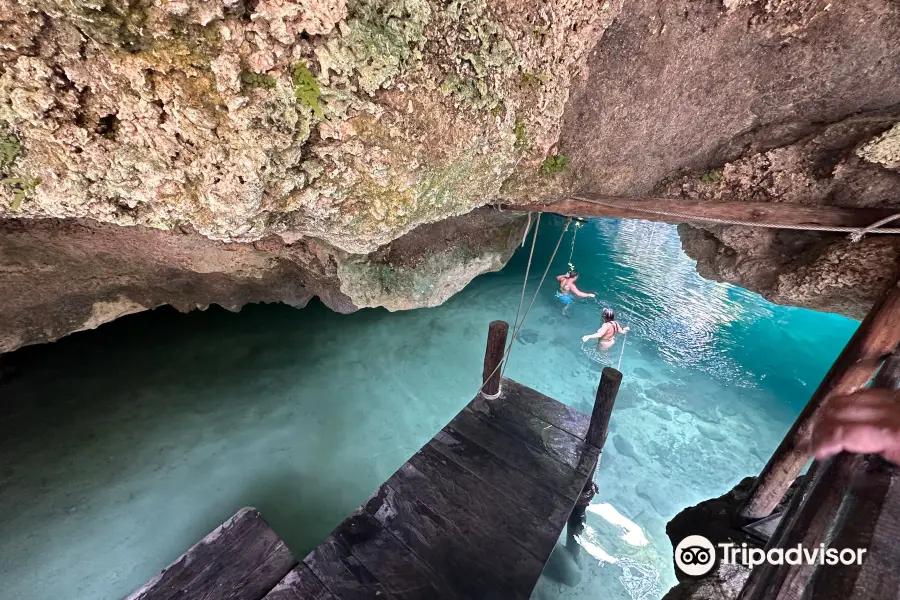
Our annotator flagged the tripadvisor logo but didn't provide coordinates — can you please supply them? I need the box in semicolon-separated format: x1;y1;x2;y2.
674;535;716;576
674;535;868;577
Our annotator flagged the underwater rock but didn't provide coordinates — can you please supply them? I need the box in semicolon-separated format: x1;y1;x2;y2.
633;367;652;380
717;403;739;418
696;423;727;443
647;404;672;421
613;435;641;462
636;487;676;518
517;329;540;345
614;388;640;410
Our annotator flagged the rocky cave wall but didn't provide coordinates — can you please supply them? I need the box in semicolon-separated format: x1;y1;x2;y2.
2;0;900;351
0;0;617;352
559;0;900;320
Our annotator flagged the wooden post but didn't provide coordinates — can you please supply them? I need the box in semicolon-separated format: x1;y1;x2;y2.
740;351;900;600
587;367;622;449
740;274;900;520
481;320;509;399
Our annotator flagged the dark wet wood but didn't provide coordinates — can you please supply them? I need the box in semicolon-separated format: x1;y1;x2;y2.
847;467;900;599
500;377;590;439
482;320;509;397
742;273;900;519
396;445;564;560
127;370;602;600
264;565;335;600
448;405;591;500
587;367;622;449
428;427;572;523
331;511;458;600
304;536;392;600
468;395;597;476
503;196;900;230
365;484;537;599
125;507;296;600
302;378;595;600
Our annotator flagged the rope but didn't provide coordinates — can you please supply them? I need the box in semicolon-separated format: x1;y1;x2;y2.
502;213;540;378
616;328;628;370
567;221;580;270
480;217;572;396
567;196;900;242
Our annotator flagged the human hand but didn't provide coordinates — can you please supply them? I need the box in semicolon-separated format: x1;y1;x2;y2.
805;389;900;464
623;327;630;333
582;335;590;343
588;293;596;298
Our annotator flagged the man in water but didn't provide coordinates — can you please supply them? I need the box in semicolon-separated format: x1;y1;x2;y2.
556;270;595;315
582;308;629;351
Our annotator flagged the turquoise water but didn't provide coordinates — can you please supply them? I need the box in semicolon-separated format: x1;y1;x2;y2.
0;217;856;600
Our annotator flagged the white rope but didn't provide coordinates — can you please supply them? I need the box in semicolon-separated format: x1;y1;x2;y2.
502;213;540;378
568;196;900;242
521;212;532;247
616;328;628;371
567;221;580;269
480;217;572;397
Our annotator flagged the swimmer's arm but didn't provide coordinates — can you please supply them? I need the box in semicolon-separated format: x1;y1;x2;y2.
568;283;595;298
582;324;608;342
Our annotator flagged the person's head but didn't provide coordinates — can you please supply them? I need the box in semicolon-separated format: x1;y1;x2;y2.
602;308;615;322
566;269;579;281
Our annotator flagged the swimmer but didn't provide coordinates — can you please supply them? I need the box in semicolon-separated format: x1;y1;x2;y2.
556;270;595;315
582;308;629;351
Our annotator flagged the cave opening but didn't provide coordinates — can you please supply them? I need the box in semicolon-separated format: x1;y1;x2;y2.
0;217;858;600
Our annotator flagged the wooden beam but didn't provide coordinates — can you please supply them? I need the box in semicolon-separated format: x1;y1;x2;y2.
126;507;297;600
740;273;900;520
503;196;899;230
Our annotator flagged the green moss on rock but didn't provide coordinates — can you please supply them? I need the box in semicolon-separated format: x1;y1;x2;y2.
315;0;432;94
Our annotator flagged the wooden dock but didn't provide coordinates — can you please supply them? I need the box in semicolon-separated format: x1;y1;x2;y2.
127;321;619;600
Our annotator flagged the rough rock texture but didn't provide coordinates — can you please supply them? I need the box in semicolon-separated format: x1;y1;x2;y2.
559;0;900;318
0;0;621;351
3;0;900;349
0;0;614;251
662;476;802;600
0;208;524;352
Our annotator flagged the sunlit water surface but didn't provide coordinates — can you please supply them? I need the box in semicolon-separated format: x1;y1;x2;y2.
0;218;857;600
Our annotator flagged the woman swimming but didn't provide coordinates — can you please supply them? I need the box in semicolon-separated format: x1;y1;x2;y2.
582;308;629;351
555;270;595;314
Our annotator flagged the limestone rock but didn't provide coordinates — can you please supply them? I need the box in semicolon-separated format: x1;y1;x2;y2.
0;209;524;353
559;0;900;319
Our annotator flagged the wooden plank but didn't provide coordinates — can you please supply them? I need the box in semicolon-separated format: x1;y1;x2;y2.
463;400;600;480
850;469;900;599
447;407;590;501
501;378;590;440
126;507;296;600
303;536;392;600
389;445;569;561
807;459;894;599
364;484;536;599
503;196;900;230
428;428;572;523
587;368;622;449
331;511;459;600
742;273;900;519
263;564;334;600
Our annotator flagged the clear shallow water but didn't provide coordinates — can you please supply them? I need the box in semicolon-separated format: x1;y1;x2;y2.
0;217;856;600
